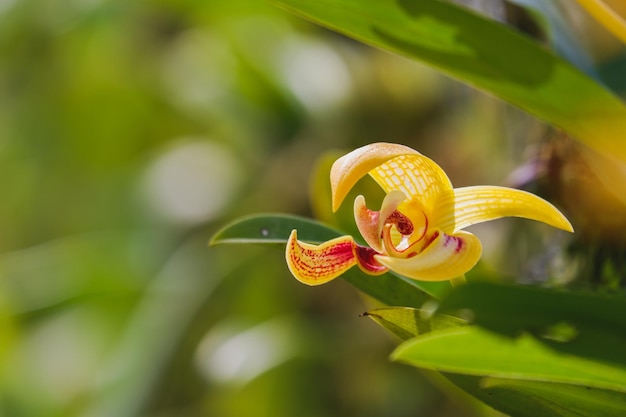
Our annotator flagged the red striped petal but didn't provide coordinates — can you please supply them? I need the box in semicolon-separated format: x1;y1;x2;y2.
286;230;387;285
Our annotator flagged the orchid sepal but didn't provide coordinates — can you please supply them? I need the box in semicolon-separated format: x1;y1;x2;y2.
432;185;574;233
331;143;420;212
331;143;453;212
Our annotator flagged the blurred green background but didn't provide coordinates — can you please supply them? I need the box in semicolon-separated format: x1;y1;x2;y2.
2;0;618;416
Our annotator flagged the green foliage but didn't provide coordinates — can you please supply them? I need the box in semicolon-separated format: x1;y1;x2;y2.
448;375;626;417
437;281;626;366
271;0;626;160
5;0;626;415
358;280;626;417
210;1;626;414
393;325;626;392
361;307;465;340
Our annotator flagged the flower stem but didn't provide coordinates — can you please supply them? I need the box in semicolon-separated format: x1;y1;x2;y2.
450;274;467;288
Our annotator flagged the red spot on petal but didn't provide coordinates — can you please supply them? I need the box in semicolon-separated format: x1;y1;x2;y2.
455;237;465;253
355;245;387;274
443;234;465;253
287;235;358;283
385;211;414;235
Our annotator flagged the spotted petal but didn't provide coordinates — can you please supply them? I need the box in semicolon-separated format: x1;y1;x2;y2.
375;230;482;281
431;186;574;233
286;230;387;286
368;153;453;211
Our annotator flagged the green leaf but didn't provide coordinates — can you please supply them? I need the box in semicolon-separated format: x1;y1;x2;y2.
362;306;465;340
362;305;626;416
508;0;596;77
436;281;626;366
271;0;626;160
210;213;343;245
342;269;442;307
210;213;449;304
392;325;626;393
448;374;626;417
367;283;626;416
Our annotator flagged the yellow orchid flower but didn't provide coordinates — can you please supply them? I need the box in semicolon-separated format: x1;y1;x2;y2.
286;143;573;286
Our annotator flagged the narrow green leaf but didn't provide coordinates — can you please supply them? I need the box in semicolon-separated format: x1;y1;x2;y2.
449;374;626;417
509;0;596;76
437;281;626;329
271;0;626;160
392;326;626;393
436;281;626;366
362;307;465;340
210;213;343;245
210;214;449;304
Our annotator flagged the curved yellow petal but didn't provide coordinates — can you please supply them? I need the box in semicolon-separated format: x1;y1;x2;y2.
375;230;482;281
368;153;453;212
286;230;357;286
431;186;574;233
353;190;406;252
331;143;419;212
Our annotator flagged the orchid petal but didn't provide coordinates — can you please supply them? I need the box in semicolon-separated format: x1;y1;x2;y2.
375;230;482;281
353;196;380;253
331;143;419;211
286;230;387;286
368;152;453;211
432;186;574;233
354;190;406;252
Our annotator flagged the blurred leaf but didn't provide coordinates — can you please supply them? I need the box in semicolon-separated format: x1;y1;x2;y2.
210;214;450;303
364;304;626;417
83;236;231;417
271;0;626;160
389;285;626;412
362;307;464;340
436;281;626;366
308;150;343;228
342;269;444;307
392;325;626;393
448;374;626;417
437;281;626;330
599;51;626;93
512;1;626;94
509;0;597;76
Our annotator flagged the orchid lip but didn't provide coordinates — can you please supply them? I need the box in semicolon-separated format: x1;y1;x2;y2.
380;208;429;258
